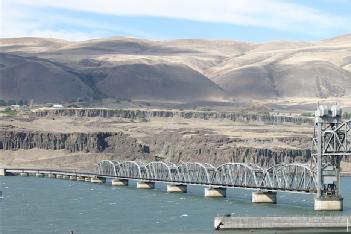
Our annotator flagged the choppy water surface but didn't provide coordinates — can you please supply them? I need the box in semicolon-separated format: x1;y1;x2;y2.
0;176;350;234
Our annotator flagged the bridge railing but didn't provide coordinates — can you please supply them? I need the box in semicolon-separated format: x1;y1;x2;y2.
96;160;317;192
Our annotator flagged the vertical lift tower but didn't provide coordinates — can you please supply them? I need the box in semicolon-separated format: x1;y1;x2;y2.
313;105;351;211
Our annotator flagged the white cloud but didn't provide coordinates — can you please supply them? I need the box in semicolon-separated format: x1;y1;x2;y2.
9;0;350;30
1;0;350;40
0;0;166;40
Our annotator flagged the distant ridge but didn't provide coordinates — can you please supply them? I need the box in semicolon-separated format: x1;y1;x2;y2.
0;35;350;103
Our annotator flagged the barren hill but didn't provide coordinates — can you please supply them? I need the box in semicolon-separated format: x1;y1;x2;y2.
0;35;350;103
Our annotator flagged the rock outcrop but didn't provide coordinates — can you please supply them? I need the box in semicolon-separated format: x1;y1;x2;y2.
0;130;149;160
143;131;312;166
33;108;313;125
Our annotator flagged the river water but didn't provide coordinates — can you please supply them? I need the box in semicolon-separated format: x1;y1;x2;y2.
0;176;350;234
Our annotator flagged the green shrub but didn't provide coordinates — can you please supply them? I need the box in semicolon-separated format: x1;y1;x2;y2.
0;107;17;116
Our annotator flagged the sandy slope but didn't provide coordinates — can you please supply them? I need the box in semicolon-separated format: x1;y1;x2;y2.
0;34;350;102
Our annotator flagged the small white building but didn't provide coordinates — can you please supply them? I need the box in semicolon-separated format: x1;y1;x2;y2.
10;105;20;109
52;104;64;108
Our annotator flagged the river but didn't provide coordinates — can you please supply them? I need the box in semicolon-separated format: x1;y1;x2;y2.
1;176;350;233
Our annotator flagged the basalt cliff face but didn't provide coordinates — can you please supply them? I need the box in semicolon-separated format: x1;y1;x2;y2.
0;129;310;167
0;130;149;160
143;131;312;166
0;107;321;170
33;108;313;125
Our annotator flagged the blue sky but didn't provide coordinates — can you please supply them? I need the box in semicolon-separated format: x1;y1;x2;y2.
1;0;351;42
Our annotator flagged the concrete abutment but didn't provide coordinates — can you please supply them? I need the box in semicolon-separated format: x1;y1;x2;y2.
167;184;187;193
204;187;226;197
137;181;155;189
91;177;104;183
252;191;277;204
35;173;44;177
111;179;128;186
77;176;85;181
48;174;56;178
84;177;91;182
314;197;343;211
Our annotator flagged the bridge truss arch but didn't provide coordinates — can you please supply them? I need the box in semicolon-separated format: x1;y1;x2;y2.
96;160;119;176
116;161;149;179
265;163;316;192
178;162;216;184
213;163;261;188
146;162;178;181
96;160;317;192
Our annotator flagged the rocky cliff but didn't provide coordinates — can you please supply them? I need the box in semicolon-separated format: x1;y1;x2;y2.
0;127;312;166
143;131;312;166
0;130;149;160
33;108;313;125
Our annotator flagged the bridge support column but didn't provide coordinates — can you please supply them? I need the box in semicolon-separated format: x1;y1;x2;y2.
20;172;28;176
167;184;187;193
137;181;155;189
91;177;104;183
252;191;277;204
204;187;226;197
314;197;343;211
77;176;85;181
63;175;70;180
69;175;77;181
56;174;63;179
0;169;5;176
84;177;91;182
48;174;56;178
112;179;128;186
35;173;44;177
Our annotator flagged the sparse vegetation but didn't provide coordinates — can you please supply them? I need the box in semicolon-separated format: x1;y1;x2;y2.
301;112;314;117
344;112;351;120
0;107;17;116
0;99;28;106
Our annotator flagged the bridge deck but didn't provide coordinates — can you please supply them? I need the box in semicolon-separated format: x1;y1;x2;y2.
2;168;316;194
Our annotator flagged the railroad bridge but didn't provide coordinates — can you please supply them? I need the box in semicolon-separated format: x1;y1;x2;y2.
1;105;350;211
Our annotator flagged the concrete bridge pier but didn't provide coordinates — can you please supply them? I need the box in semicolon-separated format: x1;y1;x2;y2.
77;176;85;181
63;175;70;180
48;174;56;178
0;169;5;176
35;172;44;177
204;187;226;197
56;174;63;179
69;175;77;181
252;191;277;204
91;177;104;183
167;184;187;193
314;197;343;211
84;177;91;182
111;178;128;186
137;181;155;189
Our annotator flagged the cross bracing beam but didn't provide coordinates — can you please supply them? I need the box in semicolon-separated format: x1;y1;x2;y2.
96;161;317;192
312;119;351;157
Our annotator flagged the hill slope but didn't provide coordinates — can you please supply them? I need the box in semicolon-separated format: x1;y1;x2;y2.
0;53;93;103
0;35;350;103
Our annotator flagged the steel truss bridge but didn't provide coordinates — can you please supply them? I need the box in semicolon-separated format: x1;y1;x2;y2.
96;161;316;193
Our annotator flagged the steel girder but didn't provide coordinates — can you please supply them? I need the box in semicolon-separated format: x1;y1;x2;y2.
96;160;316;192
